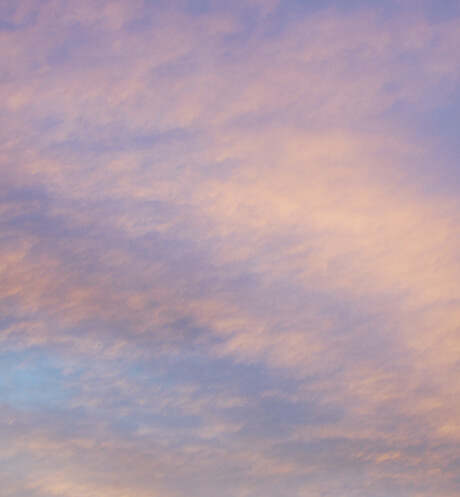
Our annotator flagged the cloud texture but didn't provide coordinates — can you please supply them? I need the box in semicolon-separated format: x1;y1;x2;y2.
1;1;460;496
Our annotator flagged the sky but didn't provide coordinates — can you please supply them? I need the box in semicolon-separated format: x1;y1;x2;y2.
0;1;459;496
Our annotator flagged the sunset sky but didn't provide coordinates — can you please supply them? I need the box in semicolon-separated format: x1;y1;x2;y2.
1;1;460;496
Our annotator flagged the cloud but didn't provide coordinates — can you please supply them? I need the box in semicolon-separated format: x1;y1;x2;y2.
0;1;459;496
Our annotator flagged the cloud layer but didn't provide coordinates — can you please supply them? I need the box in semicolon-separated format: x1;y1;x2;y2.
1;1;460;496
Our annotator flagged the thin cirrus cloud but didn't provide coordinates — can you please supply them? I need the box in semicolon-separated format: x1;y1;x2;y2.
0;0;459;496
